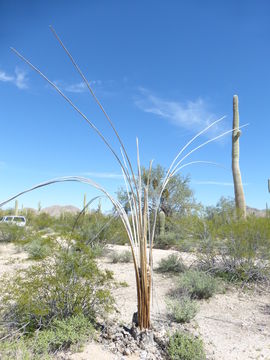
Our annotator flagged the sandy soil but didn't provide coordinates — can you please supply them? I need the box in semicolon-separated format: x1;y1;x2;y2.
0;243;270;360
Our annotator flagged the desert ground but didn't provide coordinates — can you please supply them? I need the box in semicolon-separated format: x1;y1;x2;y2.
1;243;270;360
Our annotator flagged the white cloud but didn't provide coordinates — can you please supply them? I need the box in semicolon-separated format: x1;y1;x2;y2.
0;71;14;82
83;172;123;179
64;81;87;93
60;80;103;93
0;67;28;89
14;68;28;89
135;88;223;136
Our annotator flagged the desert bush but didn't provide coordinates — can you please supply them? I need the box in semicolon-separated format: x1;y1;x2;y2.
25;237;54;260
0;314;94;359
70;214;111;256
168;331;206;360
119;281;129;287
155;232;179;249
166;297;198;323
153;214;208;251
30;314;95;354
29;213;55;231
0;241;114;334
178;270;219;299
0;338;33;360
197;215;270;282
156;254;186;274
0;224;25;243
110;250;132;263
11;231;56;260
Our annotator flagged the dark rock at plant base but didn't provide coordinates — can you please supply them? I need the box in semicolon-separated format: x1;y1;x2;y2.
100;322;169;360
132;311;139;326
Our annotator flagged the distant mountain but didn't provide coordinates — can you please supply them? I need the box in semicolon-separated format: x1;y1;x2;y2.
41;205;80;217
246;206;266;218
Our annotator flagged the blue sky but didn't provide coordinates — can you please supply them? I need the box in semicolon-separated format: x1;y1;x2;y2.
0;0;269;212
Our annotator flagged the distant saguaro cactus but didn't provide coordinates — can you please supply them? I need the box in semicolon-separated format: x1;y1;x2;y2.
232;95;246;218
97;199;102;213
83;193;88;215
15;200;19;215
268;179;270;193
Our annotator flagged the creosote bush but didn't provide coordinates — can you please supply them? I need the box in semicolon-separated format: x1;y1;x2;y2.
168;331;206;360
110;250;132;263
0;240;114;335
30;314;95;354
156;253;186;274
24;235;55;260
0;224;25;243
178;270;219;300
0;314;95;359
166;297;198;323
197;213;270;283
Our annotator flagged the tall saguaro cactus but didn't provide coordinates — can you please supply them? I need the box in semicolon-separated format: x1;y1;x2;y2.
232;95;246;218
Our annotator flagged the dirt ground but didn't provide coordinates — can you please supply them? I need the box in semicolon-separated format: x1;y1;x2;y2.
0;243;270;360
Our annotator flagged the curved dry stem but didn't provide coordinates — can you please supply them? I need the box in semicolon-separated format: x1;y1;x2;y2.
72;195;103;232
0;176;139;267
165;115;226;180
150;123;248;249
10;47;140;215
48;26;142;239
49;26;138;187
169;123;248;177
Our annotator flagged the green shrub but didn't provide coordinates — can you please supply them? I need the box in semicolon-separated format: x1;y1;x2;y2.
120;250;132;262
0;338;33;360
119;281;129;287
179;270;219;299
31;314;95;354
0;224;25;243
0;241;114;334
29;213;55;231
155;232;179;249
197;214;270;283
166;297;198;323
168;331;206;360
25;236;55;260
0;314;94;359
110;250;132;263
156;254;186;274
26;240;50;260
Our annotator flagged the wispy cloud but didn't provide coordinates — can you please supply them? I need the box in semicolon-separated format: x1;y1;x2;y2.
83;172;123;179
192;180;249;186
64;81;87;93
0;67;28;89
56;80;104;94
135;88;223;135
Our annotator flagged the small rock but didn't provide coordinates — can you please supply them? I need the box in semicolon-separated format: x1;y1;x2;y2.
123;348;131;356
